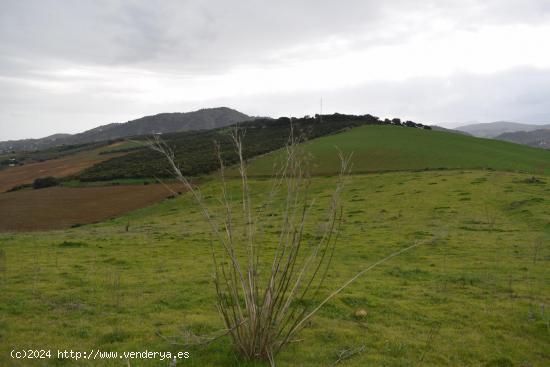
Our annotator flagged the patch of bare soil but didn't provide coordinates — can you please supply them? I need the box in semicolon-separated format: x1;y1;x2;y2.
0;184;181;231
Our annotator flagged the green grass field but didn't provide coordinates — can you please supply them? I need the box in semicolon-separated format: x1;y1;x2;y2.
1;169;548;366
244;126;550;176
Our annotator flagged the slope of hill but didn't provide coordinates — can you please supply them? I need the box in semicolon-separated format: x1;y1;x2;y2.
1;169;548;364
456;121;550;138
0;142;128;192
430;125;471;135
0;107;251;152
245;125;550;176
76;114;430;181
495;129;550;149
0;133;73;154
0;141;114;170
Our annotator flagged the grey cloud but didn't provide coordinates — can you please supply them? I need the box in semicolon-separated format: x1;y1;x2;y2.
2;66;550;141
1;1;550;140
0;1;379;71
3;0;548;72
211;67;550;126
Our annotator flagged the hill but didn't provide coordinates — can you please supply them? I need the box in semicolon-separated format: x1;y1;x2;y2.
456;121;550;138
495;129;550;149
429;125;471;136
245;125;550;176
0;133;73;154
1;116;548;365
0;107;251;152
75;114;430;181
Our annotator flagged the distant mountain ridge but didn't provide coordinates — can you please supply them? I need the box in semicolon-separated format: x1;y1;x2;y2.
430;125;471;136
495;129;550;149
0;107;251;152
456;121;550;138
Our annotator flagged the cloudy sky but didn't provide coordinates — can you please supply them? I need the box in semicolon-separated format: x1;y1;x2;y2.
1;0;550;141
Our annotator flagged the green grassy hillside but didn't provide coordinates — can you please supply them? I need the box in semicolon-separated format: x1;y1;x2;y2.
0;170;548;366
1;121;549;366
245;125;550;176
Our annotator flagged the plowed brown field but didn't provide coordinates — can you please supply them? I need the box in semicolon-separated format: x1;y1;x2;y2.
0;145;126;192
0;184;181;231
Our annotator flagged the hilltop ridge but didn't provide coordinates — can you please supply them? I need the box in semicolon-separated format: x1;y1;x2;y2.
0;107;251;152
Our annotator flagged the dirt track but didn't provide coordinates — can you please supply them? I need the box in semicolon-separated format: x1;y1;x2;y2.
0;184;182;231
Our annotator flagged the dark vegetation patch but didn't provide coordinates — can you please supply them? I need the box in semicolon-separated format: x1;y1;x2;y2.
6;183;32;192
507;197;544;210
470;177;488;184
516;176;546;185
69;326;91;339
33;176;60;189
102;258;130;267
57;241;88;248
77;114;430;181
484;357;513;367
458;226;518;233
97;330;129;344
446;274;482;287
386;267;430;279
409;231;431;239
154;294;194;310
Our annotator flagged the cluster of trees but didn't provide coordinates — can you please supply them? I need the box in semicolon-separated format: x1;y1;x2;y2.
0;158;18;169
77;113;429;181
308;113;430;129
8;176;60;192
32;176;60;189
276;113;430;130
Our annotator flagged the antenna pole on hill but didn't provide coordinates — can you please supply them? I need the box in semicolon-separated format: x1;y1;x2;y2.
320;98;323;123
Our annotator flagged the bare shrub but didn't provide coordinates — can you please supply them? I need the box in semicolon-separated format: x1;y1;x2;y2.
150;127;419;365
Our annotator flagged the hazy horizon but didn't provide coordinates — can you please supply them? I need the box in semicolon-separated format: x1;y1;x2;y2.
2;106;550;142
2;0;550;141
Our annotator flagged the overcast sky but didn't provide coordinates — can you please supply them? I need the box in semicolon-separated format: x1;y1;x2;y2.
1;0;550;141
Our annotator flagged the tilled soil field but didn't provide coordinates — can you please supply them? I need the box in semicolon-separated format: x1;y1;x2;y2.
0;184;182;231
0;146;126;193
